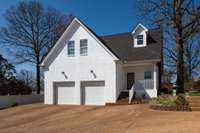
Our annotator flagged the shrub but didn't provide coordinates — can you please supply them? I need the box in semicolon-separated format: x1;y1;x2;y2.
150;95;176;106
9;101;18;107
150;94;187;106
175;94;188;106
0;79;32;95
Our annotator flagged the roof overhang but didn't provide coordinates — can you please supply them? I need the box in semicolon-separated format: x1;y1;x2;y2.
122;59;161;67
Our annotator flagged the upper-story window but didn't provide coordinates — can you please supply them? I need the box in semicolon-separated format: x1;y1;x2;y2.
80;39;88;56
68;40;75;56
137;35;144;45
144;71;152;79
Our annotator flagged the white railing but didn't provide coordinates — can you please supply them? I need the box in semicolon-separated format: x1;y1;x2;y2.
129;84;135;104
138;79;154;89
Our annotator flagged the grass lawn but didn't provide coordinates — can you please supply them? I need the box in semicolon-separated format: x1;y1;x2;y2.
189;91;200;96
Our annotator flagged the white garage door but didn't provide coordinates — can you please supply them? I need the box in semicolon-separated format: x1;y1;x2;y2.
82;81;105;105
54;82;75;104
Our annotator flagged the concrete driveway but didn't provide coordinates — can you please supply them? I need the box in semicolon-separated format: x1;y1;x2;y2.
0;103;200;133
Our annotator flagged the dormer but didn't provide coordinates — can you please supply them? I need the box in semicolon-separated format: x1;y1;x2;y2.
132;24;148;48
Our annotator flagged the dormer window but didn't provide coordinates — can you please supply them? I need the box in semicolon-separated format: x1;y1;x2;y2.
137;35;144;45
132;24;148;48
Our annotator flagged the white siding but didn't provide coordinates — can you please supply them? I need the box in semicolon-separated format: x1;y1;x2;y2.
44;22;117;104
116;62;124;98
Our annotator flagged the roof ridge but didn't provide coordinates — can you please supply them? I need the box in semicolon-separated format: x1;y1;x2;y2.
100;27;161;38
100;32;131;37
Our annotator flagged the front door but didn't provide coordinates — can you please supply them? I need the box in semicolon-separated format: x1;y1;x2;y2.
127;72;135;89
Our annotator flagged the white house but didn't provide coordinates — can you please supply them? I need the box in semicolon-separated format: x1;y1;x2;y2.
41;17;162;105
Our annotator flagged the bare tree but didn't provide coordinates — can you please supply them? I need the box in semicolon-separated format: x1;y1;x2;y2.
139;0;200;93
164;37;200;82
0;54;16;84
162;68;176;83
184;38;200;80
0;1;73;94
17;69;35;88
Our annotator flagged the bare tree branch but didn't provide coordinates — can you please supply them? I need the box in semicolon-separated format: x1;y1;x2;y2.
0;1;73;94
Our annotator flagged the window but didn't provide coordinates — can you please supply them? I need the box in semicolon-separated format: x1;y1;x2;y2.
137;35;143;45
68;41;75;56
80;39;88;56
144;71;152;79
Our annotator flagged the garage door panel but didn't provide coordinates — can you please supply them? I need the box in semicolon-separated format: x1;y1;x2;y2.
82;81;105;105
85;86;104;105
57;86;75;104
54;82;75;105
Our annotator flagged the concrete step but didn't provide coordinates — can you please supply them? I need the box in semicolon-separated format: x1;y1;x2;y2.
190;107;200;111
106;98;129;106
117;91;129;100
187;99;200;103
106;98;148;106
189;103;200;107
187;96;200;100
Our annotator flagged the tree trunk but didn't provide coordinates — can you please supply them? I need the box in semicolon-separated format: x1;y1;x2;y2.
176;39;184;93
175;0;184;93
36;62;41;94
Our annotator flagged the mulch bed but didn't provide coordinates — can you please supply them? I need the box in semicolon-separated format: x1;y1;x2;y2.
149;104;190;111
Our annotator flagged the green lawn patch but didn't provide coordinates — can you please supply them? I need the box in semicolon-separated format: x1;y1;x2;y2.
189;92;200;96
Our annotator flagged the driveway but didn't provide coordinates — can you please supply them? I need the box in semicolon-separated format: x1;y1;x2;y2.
0;104;200;133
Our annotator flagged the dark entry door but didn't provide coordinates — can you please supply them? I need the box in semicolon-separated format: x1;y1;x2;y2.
127;72;135;89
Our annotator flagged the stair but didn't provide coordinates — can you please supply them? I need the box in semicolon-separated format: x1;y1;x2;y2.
106;91;129;106
187;96;200;111
106;98;130;106
117;91;129;100
106;91;148;106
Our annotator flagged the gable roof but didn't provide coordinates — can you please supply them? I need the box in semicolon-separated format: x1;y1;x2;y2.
100;28;162;62
41;17;162;66
41;17;119;66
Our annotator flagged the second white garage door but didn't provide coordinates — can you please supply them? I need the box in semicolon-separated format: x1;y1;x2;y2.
81;81;105;105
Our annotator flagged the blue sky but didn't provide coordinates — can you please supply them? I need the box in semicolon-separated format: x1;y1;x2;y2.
0;0;143;35
0;0;145;72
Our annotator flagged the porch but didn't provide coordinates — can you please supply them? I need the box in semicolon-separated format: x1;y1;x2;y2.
114;60;159;105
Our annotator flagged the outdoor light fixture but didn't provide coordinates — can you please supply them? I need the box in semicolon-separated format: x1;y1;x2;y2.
61;71;68;79
90;70;97;79
123;60;128;64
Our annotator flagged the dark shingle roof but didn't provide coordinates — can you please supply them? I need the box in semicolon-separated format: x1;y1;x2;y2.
100;28;162;61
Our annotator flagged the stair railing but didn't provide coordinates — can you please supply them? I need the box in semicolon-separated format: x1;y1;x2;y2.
129;84;135;104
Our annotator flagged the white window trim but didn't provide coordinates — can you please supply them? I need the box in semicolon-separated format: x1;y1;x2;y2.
137;35;144;45
68;40;75;57
132;24;148;48
80;39;88;56
134;33;147;48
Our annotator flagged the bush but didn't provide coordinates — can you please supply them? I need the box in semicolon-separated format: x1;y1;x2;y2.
150;95;176;106
175;94;188;106
9;101;18;107
0;79;32;95
150;94;188;106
